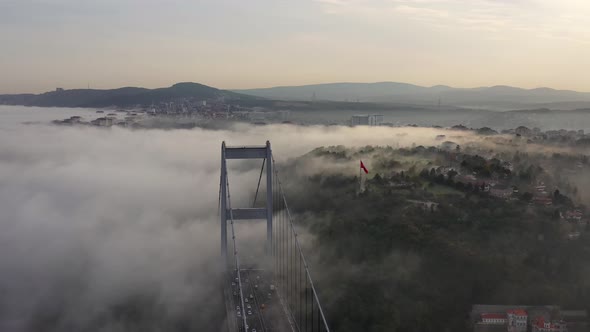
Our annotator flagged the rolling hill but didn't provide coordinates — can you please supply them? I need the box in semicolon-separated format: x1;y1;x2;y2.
0;82;256;108
234;82;590;110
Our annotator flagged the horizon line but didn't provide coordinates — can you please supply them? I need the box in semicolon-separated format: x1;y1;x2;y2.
3;80;590;95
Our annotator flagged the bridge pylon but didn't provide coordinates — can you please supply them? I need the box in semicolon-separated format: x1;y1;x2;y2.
220;141;273;262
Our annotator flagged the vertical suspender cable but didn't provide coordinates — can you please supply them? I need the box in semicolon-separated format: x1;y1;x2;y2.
273;157;331;332
252;159;265;207
305;277;308;332
225;173;248;331
272;154;331;332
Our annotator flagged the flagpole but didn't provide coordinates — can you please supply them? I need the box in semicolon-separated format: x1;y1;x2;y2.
359;160;362;194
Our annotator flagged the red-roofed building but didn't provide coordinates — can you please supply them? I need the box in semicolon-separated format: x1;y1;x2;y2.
507;309;528;332
564;210;583;222
533;196;553;206
481;313;508;325
532;317;567;332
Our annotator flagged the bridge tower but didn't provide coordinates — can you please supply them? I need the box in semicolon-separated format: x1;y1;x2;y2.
220;141;273;260
220;141;331;332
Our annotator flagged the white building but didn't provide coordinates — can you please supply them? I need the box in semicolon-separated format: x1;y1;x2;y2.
481;313;507;325
277;110;290;121
351;114;384;126
507;309;528;332
532;317;567;332
92;117;113;127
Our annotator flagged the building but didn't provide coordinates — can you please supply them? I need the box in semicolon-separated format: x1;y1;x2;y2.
532;317;567;332
440;141;459;151
406;200;439;212
473;306;585;332
351;114;383;126
515;126;533;136
567;231;581;240
564;210;583;222
507;309;528;332
250;111;266;123
561;310;588;332
533;196;553;206
490;188;514;199
481;313;508;325
277;110;290;121
502;162;514;172
91;117;113;127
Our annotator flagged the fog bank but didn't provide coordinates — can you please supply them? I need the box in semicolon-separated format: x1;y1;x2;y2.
1;106;584;331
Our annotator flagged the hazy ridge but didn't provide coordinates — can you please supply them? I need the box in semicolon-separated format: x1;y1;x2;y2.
0;82;256;108
235;82;590;110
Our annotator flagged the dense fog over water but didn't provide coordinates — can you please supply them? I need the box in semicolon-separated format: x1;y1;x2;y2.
1;105;589;331
0;106;464;331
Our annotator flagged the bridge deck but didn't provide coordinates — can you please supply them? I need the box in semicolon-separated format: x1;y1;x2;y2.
225;268;294;332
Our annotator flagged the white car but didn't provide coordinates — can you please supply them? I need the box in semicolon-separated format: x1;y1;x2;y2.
247;310;252;315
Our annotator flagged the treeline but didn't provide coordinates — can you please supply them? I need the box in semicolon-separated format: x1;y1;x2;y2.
281;149;590;332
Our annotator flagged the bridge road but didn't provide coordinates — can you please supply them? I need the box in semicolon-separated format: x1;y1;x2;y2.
229;268;294;332
243;269;294;332
222;142;330;332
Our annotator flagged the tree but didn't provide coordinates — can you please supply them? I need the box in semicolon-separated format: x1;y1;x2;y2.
521;192;533;202
420;169;429;178
447;170;458;180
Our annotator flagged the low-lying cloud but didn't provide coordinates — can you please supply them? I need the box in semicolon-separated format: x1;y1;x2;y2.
0;106;585;331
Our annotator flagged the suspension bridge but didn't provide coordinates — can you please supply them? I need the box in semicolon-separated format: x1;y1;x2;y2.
219;141;330;332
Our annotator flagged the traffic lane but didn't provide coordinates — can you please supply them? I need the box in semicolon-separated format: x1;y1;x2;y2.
240;270;264;332
250;271;293;332
231;272;258;332
244;270;266;332
258;276;295;332
235;268;293;332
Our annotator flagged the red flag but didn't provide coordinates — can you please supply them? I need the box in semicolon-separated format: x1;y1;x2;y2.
360;160;369;174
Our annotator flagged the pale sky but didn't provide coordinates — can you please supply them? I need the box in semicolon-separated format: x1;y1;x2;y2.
1;0;589;94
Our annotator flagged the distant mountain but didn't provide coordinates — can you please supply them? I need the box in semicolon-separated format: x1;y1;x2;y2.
234;82;590;110
0;82;256;108
235;82;433;101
